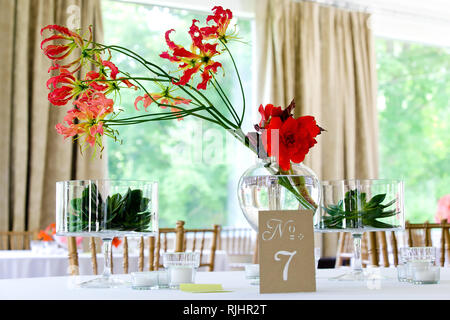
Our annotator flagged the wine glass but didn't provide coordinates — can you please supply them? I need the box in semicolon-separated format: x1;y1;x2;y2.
56;180;158;288
314;179;404;281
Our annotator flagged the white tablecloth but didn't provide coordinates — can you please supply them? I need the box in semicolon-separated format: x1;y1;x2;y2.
0;250;229;279
0;268;449;300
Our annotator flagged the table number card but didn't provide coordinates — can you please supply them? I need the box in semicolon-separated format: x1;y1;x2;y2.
258;210;316;293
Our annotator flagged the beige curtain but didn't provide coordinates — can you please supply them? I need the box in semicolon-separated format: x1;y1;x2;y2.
255;0;379;256
0;0;106;235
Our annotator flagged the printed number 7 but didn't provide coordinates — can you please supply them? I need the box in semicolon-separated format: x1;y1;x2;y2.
274;250;297;281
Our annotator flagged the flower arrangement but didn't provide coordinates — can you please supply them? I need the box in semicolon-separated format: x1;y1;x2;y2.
38;223;56;241
41;6;323;210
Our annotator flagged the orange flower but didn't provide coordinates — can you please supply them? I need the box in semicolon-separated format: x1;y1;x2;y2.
112;237;122;248
134;86;191;121
37;223;56;241
55;92;115;149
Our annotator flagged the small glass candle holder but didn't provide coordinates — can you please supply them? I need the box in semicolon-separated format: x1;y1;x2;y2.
163;252;200;289
244;264;259;285
411;263;440;284
131;272;159;290
397;247;411;282
156;270;169;289
405;247;437;282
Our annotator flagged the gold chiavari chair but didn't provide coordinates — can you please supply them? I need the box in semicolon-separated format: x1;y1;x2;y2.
178;221;221;272
0;230;38;250
335;220;450;268
67;220;221;275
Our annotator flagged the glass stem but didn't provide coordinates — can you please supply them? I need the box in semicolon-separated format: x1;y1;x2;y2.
352;233;363;273
102;238;112;279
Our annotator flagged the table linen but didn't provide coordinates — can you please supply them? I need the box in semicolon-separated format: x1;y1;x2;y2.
0;250;229;279
0;268;449;300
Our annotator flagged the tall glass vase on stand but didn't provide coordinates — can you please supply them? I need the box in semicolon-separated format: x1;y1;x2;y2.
315;179;405;281
56;180;158;288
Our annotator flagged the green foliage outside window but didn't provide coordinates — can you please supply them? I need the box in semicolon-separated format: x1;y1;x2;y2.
376;38;450;223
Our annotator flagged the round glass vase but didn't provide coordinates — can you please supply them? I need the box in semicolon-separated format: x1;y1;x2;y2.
237;156;321;232
315;179;405;281
56;179;159;288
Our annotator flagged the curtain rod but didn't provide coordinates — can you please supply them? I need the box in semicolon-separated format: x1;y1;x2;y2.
298;0;450;25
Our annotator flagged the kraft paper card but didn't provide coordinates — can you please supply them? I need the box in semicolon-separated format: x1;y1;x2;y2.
258;210;316;293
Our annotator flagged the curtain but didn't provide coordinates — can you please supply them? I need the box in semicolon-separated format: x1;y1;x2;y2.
0;0;106;235
255;0;379;256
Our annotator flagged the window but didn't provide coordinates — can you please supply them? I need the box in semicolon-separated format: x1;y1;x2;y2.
102;0;255;228
376;38;450;223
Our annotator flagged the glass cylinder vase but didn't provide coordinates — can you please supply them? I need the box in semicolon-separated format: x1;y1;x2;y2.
315;179;405;281
56;179;158;288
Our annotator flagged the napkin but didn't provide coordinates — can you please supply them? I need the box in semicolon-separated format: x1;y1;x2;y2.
179;284;232;293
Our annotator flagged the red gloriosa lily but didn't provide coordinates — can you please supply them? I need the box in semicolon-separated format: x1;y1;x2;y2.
160;20;222;90
41;25;97;73
201;6;234;42
134;88;191;121
46;66;93;106
55;92;114;148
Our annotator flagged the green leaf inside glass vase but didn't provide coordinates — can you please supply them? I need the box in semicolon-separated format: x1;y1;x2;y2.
69;183;152;232
322;189;399;229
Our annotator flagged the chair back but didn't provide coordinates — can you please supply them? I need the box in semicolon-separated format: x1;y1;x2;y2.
0;231;38;250
334;220;450;268
178;221;221;272
218;226;257;269
67;220;221;275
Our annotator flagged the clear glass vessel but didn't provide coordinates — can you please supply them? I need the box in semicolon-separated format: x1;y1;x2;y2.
56;179;158;288
316;179;404;281
163;252;200;288
237;157;321;231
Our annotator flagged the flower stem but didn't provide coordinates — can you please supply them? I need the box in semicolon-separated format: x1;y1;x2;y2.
220;39;246;127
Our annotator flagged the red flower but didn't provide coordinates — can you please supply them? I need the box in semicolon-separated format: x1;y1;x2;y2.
259;100;323;171
258;104;283;128
112;237;122;248
160;20;222;90
40;25;83;61
200;6;235;42
46;66;92;106
41;25;96;73
86;59;137;93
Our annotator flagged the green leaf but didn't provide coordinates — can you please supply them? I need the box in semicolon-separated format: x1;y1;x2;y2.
366;193;387;208
321;189;398;230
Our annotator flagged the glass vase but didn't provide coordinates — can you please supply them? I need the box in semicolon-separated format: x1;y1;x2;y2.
237;156;321;232
56;179;158;288
315;179;405;281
